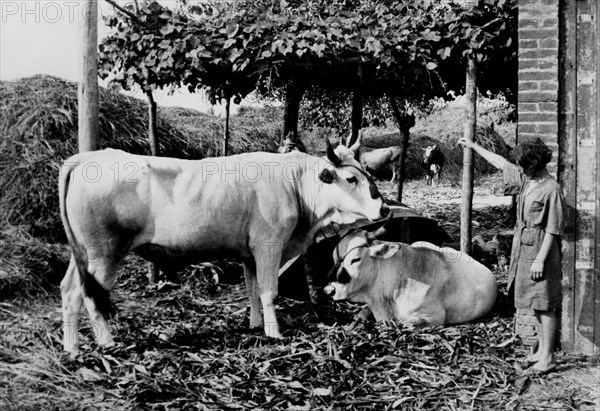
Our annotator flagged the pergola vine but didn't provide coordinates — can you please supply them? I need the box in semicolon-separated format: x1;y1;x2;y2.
98;0;516;207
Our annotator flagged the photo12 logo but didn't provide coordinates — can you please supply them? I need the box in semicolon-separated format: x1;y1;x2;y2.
0;1;112;24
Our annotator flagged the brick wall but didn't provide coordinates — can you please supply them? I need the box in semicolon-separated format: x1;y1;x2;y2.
518;0;560;173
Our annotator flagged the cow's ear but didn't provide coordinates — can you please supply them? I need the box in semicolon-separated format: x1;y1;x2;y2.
369;242;400;259
319;168;336;184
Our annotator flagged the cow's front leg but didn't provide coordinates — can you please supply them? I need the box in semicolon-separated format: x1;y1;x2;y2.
243;261;262;330
255;248;282;339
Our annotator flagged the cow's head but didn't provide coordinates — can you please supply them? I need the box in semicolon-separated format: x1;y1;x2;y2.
323;227;400;301
422;145;438;162
317;139;388;222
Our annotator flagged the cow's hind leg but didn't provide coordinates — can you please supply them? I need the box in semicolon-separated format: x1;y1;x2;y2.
61;256;84;354
243;260;262;330
82;257;119;349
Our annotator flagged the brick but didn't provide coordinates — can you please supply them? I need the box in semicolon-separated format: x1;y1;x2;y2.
519;28;559;39
542;18;559;27
519;91;558;102
539;81;559;91
518;39;539;49
538;123;559;133
520;49;558;59
539;102;557;112
519;71;558;81
519;81;539;91
539;38;559;48
519;19;539;28
519;112;558;122
519;60;539;70
539;60;557;69
519;123;538;133
518;102;540;113
518;133;558;143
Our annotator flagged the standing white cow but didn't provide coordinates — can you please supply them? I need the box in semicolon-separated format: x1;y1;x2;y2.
59;143;388;354
324;230;497;325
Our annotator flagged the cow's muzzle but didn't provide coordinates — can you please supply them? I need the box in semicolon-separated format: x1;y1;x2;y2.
323;285;336;298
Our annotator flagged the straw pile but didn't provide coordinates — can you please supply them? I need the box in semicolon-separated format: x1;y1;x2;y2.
0;75;280;244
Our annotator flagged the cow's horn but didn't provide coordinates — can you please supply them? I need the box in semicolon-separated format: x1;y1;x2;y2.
349;131;362;153
366;212;393;241
326;139;342;166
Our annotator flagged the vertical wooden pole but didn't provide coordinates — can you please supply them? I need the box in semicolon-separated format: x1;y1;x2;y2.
146;90;161;284
224;96;231;156
78;0;99;153
558;0;577;354
460;58;477;255
147;91;160;157
349;91;363;147
282;81;304;145
387;95;414;203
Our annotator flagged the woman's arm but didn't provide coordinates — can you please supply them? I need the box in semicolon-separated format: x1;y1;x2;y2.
457;138;509;170
530;232;559;280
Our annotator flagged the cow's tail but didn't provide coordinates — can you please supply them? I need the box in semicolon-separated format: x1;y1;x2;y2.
59;156;117;318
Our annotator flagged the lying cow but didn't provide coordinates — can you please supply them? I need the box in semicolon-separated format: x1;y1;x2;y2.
324;230;497;325
58;142;388;354
422;145;445;186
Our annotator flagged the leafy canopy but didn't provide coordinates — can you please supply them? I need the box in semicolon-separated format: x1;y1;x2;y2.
98;0;515;105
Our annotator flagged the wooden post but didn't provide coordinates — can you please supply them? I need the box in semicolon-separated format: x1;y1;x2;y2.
460;58;477;255
78;0;99;153
282;80;304;145
223;96;231;156
349;91;363;147
146;91;160;156
387;95;414;203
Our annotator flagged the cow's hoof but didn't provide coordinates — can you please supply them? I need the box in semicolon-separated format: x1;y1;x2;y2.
264;324;282;339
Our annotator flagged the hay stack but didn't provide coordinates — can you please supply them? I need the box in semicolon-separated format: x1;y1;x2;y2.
0;75;280;243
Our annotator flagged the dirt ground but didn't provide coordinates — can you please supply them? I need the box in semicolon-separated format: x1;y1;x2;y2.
1;174;598;410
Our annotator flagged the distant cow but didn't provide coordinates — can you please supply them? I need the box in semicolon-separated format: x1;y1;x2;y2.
422;145;445;186
341;132;402;182
324;230;497;325
278;136;306;154
58;143;388;354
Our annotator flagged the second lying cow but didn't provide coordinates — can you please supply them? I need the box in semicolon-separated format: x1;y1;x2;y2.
324;231;498;325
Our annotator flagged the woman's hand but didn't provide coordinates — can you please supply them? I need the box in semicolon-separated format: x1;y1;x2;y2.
457;138;474;149
531;260;545;281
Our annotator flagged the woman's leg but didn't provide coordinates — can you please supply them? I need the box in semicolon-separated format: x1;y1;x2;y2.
531;309;558;371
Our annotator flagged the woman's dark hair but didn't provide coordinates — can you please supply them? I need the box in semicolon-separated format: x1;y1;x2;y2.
512;138;553;175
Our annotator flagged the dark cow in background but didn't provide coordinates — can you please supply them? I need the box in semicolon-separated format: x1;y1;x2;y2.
58;143;388;354
422;145;445;186
324;231;498;325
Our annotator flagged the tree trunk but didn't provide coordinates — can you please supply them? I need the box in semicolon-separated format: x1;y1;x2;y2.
348;91;363;147
282;80;304;145
78;0;99;153
387;95;415;203
224;96;231;156
460;59;477;255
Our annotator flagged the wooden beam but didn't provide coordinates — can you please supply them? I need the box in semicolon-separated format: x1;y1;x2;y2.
224;96;231;156
558;0;577;354
78;0;99;153
282;81;304;145
460;58;477;255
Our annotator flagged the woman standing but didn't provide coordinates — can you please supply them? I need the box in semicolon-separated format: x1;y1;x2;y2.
458;137;566;375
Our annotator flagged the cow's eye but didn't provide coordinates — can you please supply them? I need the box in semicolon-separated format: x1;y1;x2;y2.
346;176;358;185
350;257;360;265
